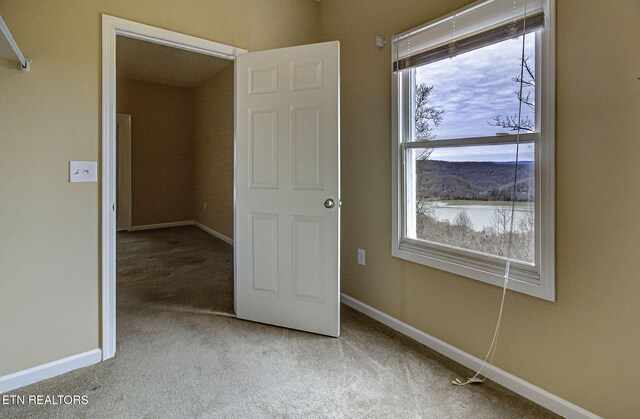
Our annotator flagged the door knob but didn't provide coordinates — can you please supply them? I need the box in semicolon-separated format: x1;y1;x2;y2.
324;198;335;209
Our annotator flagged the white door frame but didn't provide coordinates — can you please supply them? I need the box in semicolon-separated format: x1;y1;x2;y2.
116;113;132;232
101;14;247;361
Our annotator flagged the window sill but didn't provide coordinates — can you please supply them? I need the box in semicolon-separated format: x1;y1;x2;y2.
392;240;555;301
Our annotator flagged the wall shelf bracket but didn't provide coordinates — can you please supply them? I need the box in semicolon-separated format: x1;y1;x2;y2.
0;15;31;72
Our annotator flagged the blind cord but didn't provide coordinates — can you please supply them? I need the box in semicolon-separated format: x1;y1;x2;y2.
452;0;529;387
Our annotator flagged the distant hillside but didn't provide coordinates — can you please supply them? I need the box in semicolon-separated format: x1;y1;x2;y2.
416;160;534;201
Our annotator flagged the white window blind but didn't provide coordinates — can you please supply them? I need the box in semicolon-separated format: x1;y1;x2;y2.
393;0;547;71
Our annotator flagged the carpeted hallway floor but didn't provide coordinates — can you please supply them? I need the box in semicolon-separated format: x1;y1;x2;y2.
2;226;557;418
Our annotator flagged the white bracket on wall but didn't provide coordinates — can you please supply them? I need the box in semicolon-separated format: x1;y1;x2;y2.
0;15;31;72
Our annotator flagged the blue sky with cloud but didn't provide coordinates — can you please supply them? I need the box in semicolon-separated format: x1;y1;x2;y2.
415;34;535;162
428;143;534;162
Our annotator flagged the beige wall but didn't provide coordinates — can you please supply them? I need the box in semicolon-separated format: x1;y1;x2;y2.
319;0;640;417
117;66;235;235
0;0;319;378
2;0;639;416
193;64;235;239
117;78;194;226
117;68;235;234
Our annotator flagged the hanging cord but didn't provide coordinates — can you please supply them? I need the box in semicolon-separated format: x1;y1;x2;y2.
452;0;529;386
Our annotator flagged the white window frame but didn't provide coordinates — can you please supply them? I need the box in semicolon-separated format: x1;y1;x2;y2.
391;1;555;301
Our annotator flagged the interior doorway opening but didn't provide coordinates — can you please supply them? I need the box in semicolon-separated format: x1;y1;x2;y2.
102;15;246;360
114;33;237;336
103;16;341;362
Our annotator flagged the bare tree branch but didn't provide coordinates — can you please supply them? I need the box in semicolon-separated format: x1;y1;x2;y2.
512;56;535;86
414;83;444;160
489;114;534;132
489;55;535;132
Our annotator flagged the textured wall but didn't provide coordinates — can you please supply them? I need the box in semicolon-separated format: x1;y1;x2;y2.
193;64;235;240
0;0;319;377
318;0;640;416
116;78;194;226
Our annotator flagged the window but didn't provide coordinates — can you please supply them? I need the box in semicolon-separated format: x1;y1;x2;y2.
391;0;555;300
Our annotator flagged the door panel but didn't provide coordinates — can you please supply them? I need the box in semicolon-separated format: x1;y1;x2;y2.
248;108;278;189
291;215;324;302
249;213;280;295
290;60;323;91
236;41;340;337
291;104;323;189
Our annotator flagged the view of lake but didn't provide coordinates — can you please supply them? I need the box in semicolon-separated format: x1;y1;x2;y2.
432;201;533;232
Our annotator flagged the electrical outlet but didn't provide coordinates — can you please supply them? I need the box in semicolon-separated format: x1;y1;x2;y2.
357;249;366;266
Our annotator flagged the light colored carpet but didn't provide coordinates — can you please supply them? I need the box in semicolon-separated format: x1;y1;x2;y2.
1;226;557;418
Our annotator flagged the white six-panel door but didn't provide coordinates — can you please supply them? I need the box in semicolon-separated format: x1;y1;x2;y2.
236;41;340;337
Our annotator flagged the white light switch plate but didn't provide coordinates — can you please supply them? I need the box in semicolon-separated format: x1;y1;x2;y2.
357;249;366;266
70;161;98;183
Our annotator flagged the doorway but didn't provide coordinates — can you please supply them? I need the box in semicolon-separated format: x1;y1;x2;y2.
102;15;341;362
114;33;237;332
102;15;246;360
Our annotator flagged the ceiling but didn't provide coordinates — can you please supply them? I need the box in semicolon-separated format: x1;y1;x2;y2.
116;36;231;89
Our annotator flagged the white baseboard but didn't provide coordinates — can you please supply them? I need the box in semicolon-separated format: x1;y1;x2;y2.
340;294;600;419
129;220;193;231
193;221;234;245
128;220;234;246
0;349;102;393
